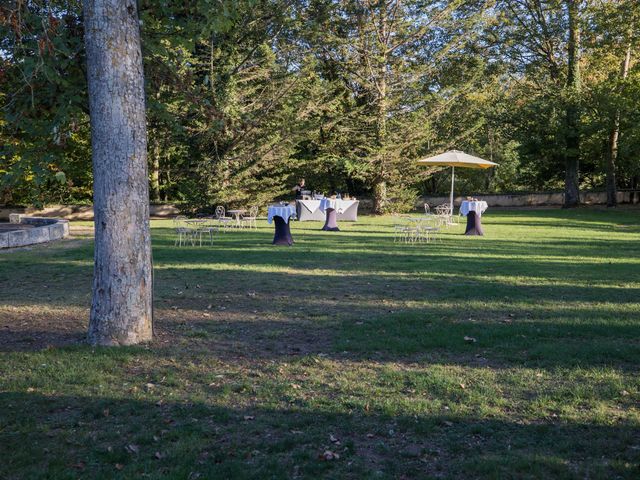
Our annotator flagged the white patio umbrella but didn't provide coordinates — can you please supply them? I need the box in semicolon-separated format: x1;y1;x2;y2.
417;150;498;213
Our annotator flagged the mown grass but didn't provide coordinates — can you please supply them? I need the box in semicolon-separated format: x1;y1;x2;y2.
1;208;639;479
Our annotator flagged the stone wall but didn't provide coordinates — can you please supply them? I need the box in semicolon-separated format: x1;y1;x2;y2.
1;190;638;222
0;215;70;249
418;190;640;208
0;204;180;221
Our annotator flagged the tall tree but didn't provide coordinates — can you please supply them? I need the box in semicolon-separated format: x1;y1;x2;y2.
84;0;153;345
307;0;492;213
563;0;581;207
606;35;632;207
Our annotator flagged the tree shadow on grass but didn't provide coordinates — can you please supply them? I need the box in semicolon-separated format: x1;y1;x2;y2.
1;219;638;368
1;243;639;369
0;392;638;479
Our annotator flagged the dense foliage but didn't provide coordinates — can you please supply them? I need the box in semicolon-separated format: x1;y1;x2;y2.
1;0;639;211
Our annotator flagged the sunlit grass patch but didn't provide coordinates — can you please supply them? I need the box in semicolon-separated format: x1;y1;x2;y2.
1;208;639;478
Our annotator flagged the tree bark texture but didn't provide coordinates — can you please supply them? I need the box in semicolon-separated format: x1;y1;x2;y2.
84;0;153;345
564;0;581;208
606;39;632;207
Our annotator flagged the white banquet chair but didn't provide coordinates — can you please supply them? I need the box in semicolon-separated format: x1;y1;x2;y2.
215;206;234;232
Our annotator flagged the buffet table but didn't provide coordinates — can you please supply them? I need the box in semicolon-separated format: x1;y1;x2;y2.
460;200;488;236
296;199;359;222
267;205;296;245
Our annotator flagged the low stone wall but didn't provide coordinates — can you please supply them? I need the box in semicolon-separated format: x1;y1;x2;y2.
0;215;69;249
418;190;640;208
0;204;181;221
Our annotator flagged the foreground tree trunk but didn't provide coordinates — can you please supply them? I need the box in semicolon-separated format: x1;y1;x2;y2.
564;0;581;208
606;38;632;207
84;0;153;345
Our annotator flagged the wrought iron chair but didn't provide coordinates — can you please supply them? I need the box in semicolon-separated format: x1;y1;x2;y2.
241;206;259;229
215;206;233;232
173;216;195;246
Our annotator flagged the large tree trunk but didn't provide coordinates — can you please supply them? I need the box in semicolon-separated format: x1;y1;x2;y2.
84;0;153;345
563;0;581;208
606;38;632;207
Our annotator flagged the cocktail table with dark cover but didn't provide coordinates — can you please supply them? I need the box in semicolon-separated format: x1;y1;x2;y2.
267;205;296;245
460;200;488;236
319;198;349;232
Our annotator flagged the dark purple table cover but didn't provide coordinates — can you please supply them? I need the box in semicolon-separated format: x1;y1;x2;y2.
322;208;340;231
273;216;294;245
464;211;484;236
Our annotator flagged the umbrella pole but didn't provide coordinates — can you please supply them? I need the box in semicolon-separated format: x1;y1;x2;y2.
450;166;455;214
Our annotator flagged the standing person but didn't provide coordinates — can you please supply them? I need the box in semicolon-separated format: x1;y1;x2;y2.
292;178;306;199
292;178;307;220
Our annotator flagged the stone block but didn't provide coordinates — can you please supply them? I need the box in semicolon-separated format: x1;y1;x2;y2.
48;222;68;240
9;213;24;224
8;229;30;248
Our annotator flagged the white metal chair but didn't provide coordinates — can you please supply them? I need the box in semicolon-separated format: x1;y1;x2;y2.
418;222;440;243
215;206;233;231
434;204;453;227
241;206;259;229
192;218;219;246
173;216;195;246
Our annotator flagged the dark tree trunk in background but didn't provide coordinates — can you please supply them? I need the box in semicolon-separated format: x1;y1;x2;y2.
606;38;632;207
150;138;161;202
84;0;153;345
564;0;581;208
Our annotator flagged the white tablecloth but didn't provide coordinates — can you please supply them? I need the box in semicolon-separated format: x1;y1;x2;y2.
319;198;355;214
297;199;323;220
267;205;296;224
296;199;359;221
460;201;488;217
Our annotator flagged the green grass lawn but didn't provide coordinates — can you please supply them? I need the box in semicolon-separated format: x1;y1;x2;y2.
1;208;639;479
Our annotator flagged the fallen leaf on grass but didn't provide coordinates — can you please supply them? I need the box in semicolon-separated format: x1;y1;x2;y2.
154;451;164;460
243;415;255;421
459;383;466;389
125;444;140;454
621;390;630;396
70;462;85;470
115;463;124;471
463;336;477;343
319;450;340;461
